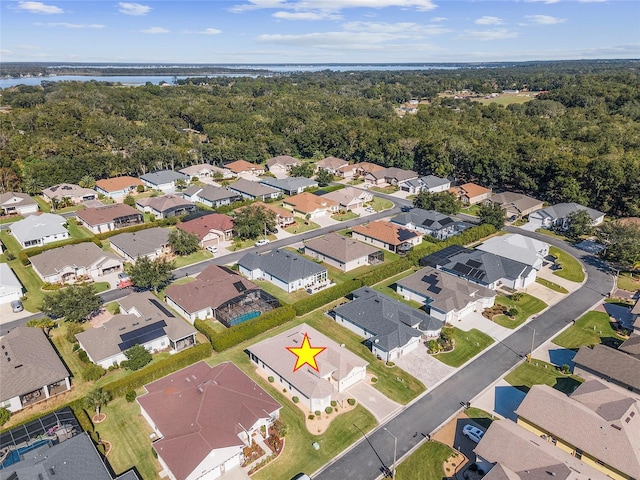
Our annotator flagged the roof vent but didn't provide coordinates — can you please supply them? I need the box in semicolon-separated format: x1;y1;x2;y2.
611;424;622;431
185;377;191;383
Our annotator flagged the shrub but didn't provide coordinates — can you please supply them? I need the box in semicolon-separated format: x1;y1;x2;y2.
72;343;80;352
428;339;440;353
308;414;315;420
511;292;524;302
5;251;15;261
330;400;337;407
347;398;356;406
125;390;137;403
268;376;274;383
371;377;378;383
292;396;299;403
0;407;10;426
123;345;152;371
315;410;321;416
292;279;363;316
508;307;519;318
561;364;571;374
82;363;106;381
77;349;89;363
358;259;413;286
325;406;333;414
136;185;145;193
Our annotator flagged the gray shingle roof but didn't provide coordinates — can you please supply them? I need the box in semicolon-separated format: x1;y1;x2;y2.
238;249;327;284
304;232;381;263
30;242;121;277
0;262;22;291
532;202;605;222
573;344;640;390
0;327;69;402
135;194;195;214
195;185;240;203
109;227;170;260
10;213;67;244
140;170;189;186
228;178;280;198
391;208;457;231
259;177;318;193
440;249;531;286
334;287;441;352
400;175;449;190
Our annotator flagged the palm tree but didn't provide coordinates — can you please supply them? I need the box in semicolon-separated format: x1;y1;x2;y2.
85;388;111;418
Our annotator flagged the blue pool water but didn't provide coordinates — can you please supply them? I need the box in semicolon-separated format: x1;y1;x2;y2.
0;439;51;469
229;311;260;326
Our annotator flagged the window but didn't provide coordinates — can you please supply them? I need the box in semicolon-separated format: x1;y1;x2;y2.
575;449;583;459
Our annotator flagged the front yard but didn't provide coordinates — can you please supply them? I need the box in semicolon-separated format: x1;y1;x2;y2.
396;440;455;480
369;197;394;212
283;218;321;234
504;359;584;395
549;246;585;283
617;272;640;292
552;311;627;349
485;293;548;329
535;277;568;294
332;211;359;222
432;328;494;368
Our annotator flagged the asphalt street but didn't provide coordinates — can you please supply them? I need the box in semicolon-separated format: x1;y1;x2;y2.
313;228;614;480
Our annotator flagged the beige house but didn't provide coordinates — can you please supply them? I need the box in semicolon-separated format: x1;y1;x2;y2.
304;233;383;272
177;213;234;247
282;192;339;218
265;155;301;176
76;204;144;233
448;182;492;205
487;192;545;220
321;187;372;211
317;156;348;174
42;183;97;205
351;221;422;254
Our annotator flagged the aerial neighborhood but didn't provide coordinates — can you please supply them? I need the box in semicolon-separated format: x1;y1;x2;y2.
0;124;637;480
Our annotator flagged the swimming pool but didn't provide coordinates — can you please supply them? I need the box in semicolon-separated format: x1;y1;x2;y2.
0;439;51;469
228;310;260;326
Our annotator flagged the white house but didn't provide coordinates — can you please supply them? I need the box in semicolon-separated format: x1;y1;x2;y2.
526;203;606;232
399;175;451;194
179;163;234;180
0;192;38;216
476;234;550;271
0;263;23;305
10;213;69;248
140;170;190;194
303;232;383;272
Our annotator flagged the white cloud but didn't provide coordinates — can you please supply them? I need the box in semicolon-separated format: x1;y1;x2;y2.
118;2;152;16
273;10;341;20
524;0;560;4
36;22;104;29
342;21;450;35
258;30;410;47
431;16;447;22
16;1;63;14
475;16;503;26
0;49;12;55
198;28;222;35
231;0;437;13
458;28;519;41
141;27;169;34
525;14;566;24
577;0;606;2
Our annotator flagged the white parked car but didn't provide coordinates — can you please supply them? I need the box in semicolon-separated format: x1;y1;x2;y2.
255;239;270;247
206;245;218;254
462;424;485;443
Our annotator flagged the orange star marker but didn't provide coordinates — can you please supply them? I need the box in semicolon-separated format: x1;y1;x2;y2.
286;333;326;372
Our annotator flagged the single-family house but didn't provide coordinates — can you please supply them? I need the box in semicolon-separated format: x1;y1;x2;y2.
365;167;418;186
527;203;605;231
109;227;171;264
183;185;242;208
0;263;23;305
165;264;278;325
354;162;386;177
420;246;536;290
224;159;265;176
303;232;383;272
515;380;640;480
473;418;612;480
351;221;422;254
333;287;443;362
234;201;294;228
321;187;372;211
177;213;234;248
95;176;144;199
76;291;197;369
396;266;496;323
247;324;368;411
399;175;451;194
228;178;281;201
140;170;190;194
316;156;348;174
0;327;71;412
179;163;234;180
265;155;301;176
138;361;282;480
448;182;492;205
135;194;197;219
335;163;359;179
476;234;550;270
487;192;545;220
391;208;470;240
42;183;97;205
282;192;338;218
30;242;123;284
10;213;69;248
572;344;640;394
238;249;328;293
76;204;144;234
0;191;38;216
260;177;318;195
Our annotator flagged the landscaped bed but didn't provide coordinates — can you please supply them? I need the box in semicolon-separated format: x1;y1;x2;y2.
432;328;494;368
484;293;547;329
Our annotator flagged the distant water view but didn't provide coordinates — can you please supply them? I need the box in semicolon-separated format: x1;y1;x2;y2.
0;64;460;88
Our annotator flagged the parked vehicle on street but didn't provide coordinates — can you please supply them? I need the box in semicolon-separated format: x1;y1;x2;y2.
255;239;270;246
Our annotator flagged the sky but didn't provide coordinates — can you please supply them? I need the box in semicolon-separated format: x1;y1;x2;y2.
1;0;639;64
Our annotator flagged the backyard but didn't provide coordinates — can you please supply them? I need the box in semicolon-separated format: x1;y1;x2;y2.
552;311;627;350
433;328;494;368
504;359;584;395
549;246;585;283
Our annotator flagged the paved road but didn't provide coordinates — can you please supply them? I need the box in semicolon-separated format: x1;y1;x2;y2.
314;228;614;480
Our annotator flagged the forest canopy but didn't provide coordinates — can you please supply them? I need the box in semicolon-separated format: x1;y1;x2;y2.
1;60;638;217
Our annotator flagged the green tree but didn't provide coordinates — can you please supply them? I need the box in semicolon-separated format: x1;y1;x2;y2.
78;175;95;188
0;407;10;426
413;191;461;215
123;194;136;207
85;388;111;417
233;204;277;240
478;202;506;230
315;169;334;187
122;345;152;371
289;163;315;178
168;228;200;256
596;221;640;269
564;209;593;240
41;285;103;323
127;256;174;293
25;318;56;337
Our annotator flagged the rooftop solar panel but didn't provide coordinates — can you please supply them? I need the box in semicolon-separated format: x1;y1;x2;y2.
233;281;247;293
118;320;167;351
149;299;175;318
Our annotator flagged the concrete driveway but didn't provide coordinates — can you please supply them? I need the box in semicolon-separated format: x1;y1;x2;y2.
347;382;400;422
394;346;455;390
0;302;32;326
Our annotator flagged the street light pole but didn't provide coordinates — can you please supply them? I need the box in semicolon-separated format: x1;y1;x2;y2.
383;427;397;480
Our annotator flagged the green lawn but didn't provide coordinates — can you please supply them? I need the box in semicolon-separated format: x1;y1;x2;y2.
372;268;423;308
460;204;480;216
535;277;569;294
93;281;111;293
432;328;494;368
536;228;569;241
369;185;397;195
253;278;302;304
172;250;211;268
33;196;51;212
66;219;95;239
504;360;584;395
0;215;23;224
552;311;626;349
472;95;535;106
370;197;394;212
105;302;121;314
464;407;496;429
491;293;548;329
549;246;585;283
332;211;359;222
617;272;640;292
8;260;47;312
396;440;455;480
284;219;321;234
